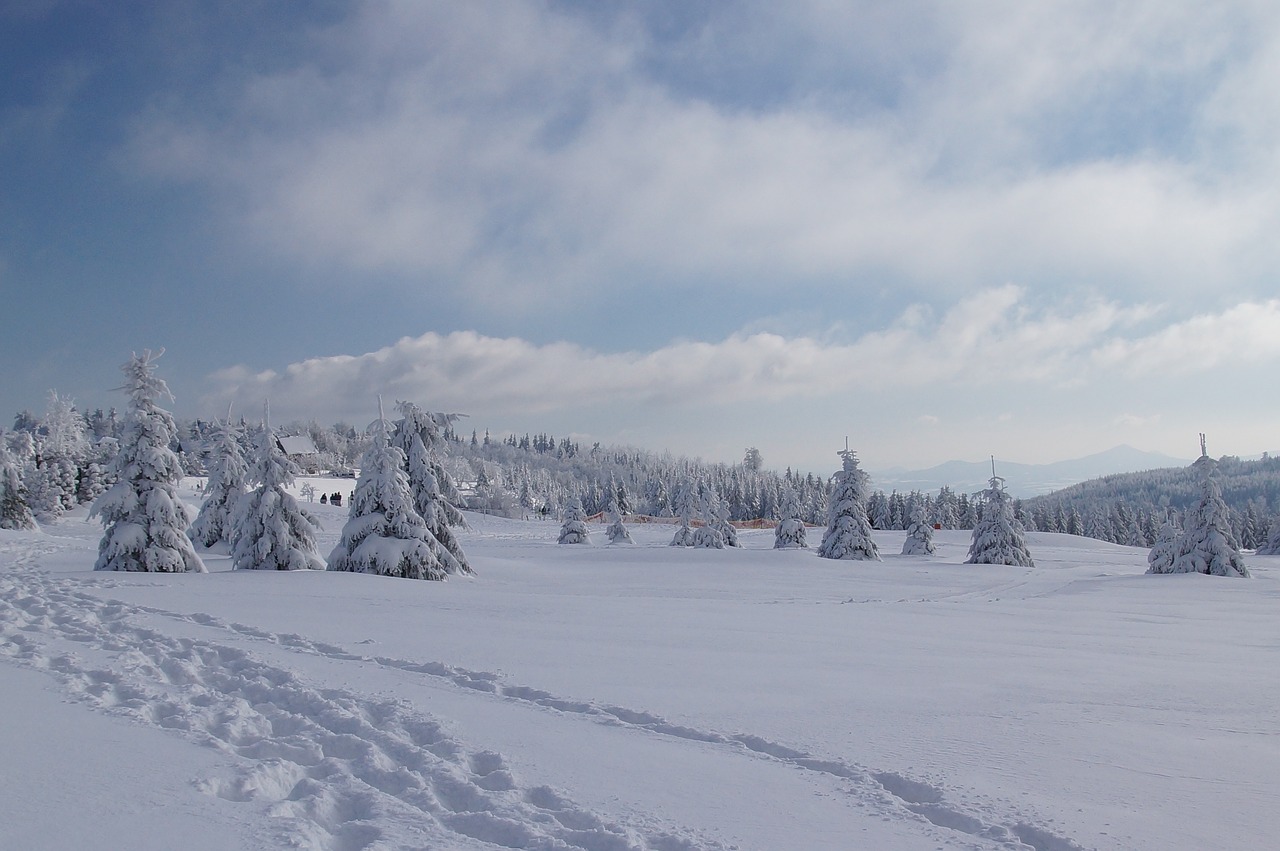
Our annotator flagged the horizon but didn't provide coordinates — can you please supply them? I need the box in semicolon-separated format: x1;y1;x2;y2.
5;3;1280;474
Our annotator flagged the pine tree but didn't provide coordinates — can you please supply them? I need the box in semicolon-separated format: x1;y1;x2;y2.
0;439;38;531
1154;438;1249;577
817;444;880;561
966;467;1034;567
773;484;808;549
558;496;591;544
231;405;324;571
901;505;937;556
329;405;449;579
392;402;472;575
188;414;249;548
91;351;205;573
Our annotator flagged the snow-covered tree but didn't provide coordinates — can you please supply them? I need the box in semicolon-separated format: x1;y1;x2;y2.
817;446;880;561
392;402;472;575
1147;513;1181;572
773;484;808;549
91;351;205;573
1153;439;1249;577
231;405;324;571
691;492;725;548
901;505;937;556
329;406;449;579
558;496;591;544
669;477;696;547
966;473;1034;566
1255;516;1280;555
0;438;37;531
707;481;740;547
605;499;633;544
36;390;91;515
188;415;249;548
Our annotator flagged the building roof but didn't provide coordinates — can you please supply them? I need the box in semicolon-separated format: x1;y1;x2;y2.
276;434;319;456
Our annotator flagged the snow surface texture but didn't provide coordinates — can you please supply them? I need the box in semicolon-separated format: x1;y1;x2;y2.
3;484;1280;850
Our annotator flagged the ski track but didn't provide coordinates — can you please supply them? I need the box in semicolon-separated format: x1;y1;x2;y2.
0;549;1092;851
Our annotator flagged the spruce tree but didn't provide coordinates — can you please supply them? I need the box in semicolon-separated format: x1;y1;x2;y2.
605;498;633;544
91;351;205;573
392;402;472;575
707;481;740;547
329;404;448;579
558;496;591;544
901;504;937;556
773;484;808;549
669;477;696;546
188;414;249;548
1147;513;1180;572
231;405;324;571
817;444;880;561
1154;437;1249;577
0;439;38;531
966;467;1034;566
1255;516;1280;555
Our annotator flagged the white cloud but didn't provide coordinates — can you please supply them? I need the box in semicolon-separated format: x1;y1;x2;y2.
1093;300;1280;376
127;1;1280;315
201;287;1252;426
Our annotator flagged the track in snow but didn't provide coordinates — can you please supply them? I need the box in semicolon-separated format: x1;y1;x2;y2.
0;554;1092;851
0;561;719;851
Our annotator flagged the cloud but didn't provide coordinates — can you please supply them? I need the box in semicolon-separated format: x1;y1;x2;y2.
202;287;1260;426
1093;299;1280;376
1114;413;1161;428
125;1;1280;315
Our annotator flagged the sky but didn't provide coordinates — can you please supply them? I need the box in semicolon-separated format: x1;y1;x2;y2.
3;0;1279;474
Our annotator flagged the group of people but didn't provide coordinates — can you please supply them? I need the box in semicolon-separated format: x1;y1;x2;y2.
319;492;348;506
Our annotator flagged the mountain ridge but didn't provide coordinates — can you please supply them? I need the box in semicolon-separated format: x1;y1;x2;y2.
869;444;1194;498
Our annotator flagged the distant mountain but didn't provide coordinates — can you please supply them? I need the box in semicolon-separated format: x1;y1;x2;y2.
868;445;1192;498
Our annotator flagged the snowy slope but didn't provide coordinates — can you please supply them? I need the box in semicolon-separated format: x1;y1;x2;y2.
2;480;1278;850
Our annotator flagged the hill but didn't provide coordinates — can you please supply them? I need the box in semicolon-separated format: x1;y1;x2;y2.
870;444;1190;498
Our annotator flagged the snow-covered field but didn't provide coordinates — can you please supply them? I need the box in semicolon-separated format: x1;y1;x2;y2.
2;479;1277;851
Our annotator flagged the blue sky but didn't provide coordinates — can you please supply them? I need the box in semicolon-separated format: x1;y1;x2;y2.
3;0;1279;474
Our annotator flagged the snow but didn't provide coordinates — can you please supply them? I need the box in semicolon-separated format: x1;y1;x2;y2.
2;479;1279;850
